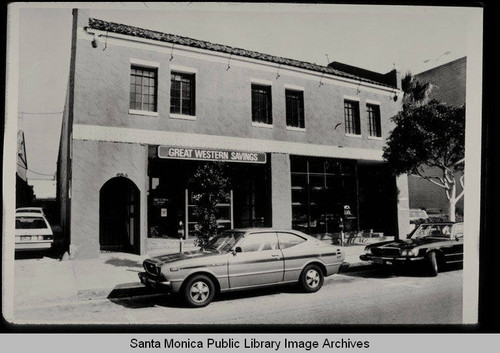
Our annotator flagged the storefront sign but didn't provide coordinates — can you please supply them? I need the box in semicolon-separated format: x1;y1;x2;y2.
157;146;267;164
152;198;168;207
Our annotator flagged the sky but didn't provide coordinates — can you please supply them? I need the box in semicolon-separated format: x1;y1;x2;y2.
13;2;478;183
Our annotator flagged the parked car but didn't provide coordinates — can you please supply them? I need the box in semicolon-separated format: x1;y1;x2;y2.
15;212;54;251
408;209;429;232
360;222;463;276
139;228;345;307
409;209;429;222
425;208;447;220
16;207;45;215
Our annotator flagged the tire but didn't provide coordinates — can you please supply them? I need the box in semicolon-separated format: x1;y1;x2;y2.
426;252;439;277
183;275;215;308
300;264;324;293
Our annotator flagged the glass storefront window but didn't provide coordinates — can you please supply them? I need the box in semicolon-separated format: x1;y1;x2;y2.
290;156;359;237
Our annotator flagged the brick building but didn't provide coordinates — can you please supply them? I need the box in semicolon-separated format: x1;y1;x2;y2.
409;57;466;216
58;9;408;259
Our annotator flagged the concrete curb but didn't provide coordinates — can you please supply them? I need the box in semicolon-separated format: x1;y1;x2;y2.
76;262;376;301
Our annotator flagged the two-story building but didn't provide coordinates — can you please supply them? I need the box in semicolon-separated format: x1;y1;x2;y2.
58;9;408;259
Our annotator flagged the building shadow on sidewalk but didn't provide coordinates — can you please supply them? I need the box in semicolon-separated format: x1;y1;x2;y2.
104;258;143;268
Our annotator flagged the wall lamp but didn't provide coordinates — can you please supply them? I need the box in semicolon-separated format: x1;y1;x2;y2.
91;33;99;48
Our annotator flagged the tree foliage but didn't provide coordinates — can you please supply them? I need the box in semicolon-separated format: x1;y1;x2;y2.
383;100;465;221
383;101;465;176
188;162;230;247
401;71;434;110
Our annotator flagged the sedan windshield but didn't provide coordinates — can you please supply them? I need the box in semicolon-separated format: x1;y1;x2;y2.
202;231;245;253
410;224;453;240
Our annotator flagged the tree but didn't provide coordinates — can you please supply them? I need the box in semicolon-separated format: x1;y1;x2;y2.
383;101;465;221
188;162;230;247
401;71;434;109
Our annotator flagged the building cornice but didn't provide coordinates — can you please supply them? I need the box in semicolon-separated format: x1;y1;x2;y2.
73;124;385;162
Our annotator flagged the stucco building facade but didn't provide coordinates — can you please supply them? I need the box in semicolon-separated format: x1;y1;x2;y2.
58;9;408;259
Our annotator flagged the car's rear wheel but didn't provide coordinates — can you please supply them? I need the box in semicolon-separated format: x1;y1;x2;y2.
426;252;439;277
183;275;215;308
300;264;324;293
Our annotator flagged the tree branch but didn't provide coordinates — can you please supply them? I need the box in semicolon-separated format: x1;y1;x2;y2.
456;174;465;202
412;173;448;189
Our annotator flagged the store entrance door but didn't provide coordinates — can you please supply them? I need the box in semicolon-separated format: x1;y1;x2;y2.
99;177;140;254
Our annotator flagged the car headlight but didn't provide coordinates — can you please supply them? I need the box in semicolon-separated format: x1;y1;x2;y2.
402;249;419;257
408;248;419;257
364;247;372;255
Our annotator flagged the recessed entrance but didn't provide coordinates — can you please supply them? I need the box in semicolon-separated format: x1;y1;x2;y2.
99;177;140;253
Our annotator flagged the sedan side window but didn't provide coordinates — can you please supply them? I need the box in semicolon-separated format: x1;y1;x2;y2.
277;232;306;249
238;232;278;252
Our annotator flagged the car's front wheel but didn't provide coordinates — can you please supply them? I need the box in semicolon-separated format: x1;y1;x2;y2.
426;252;439;277
183;275;215;308
300;264;324;293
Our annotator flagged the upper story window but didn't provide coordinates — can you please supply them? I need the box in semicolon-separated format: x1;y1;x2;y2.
170;72;195;116
285;89;305;129
344;100;361;135
251;84;272;125
367;103;382;138
130;66;157;112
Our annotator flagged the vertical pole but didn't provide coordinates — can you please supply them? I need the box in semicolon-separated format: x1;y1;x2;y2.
185;188;189;239
230;189;234;229
355;161;360;231
179;221;184;253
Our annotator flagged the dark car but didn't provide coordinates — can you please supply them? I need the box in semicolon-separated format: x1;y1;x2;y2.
139;228;345;307
359;222;463;276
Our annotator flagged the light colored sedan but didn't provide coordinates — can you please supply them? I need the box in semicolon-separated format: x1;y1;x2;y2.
15;212;54;251
139;228;345;307
16;207;45;215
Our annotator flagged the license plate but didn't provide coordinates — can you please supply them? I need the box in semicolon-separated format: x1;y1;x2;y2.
21;236;31;241
373;258;383;264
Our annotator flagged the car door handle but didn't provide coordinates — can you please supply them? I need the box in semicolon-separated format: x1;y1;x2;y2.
271;254;281;258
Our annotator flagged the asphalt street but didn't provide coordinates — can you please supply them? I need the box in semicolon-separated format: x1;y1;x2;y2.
13;266;463;325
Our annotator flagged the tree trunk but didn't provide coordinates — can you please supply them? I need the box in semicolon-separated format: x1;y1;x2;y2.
448;183;456;222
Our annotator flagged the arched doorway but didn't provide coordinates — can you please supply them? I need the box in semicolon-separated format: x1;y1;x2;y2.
99;177;140;254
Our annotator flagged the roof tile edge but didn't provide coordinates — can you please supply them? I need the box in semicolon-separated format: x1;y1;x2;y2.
87;17;396;89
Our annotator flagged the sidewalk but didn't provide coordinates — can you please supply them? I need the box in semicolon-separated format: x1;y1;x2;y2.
13;239;370;307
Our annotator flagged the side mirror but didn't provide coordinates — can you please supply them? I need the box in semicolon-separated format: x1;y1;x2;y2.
232;247;242;255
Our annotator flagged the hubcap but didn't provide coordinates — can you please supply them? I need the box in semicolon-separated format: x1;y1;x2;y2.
190;281;210;303
306;269;320;288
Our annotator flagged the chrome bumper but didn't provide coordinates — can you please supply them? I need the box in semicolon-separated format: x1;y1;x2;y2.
138;272;172;291
360;254;425;265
